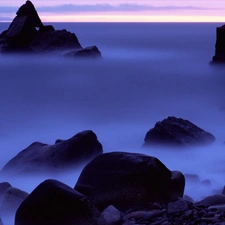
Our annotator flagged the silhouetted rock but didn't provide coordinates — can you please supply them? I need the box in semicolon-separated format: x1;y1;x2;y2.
75;151;185;212
143;116;215;147
15;179;106;225
1;130;103;175
0;1;102;58
30;29;82;54
212;25;225;63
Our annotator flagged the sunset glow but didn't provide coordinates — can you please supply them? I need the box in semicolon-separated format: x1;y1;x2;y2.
1;1;225;23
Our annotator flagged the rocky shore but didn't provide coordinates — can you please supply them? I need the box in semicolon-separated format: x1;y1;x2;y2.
0;116;223;225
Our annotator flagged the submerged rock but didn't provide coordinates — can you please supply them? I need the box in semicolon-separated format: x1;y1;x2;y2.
15;179;106;225
1;130;103;175
75;151;185;211
0;1;102;58
143;116;215;147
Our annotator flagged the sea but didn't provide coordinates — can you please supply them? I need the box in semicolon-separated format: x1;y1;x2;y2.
0;22;225;210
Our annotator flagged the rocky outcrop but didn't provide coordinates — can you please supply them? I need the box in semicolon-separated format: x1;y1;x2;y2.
211;24;225;63
15;179;106;225
1;130;103;175
74;151;185;211
143;116;215;147
0;1;102;58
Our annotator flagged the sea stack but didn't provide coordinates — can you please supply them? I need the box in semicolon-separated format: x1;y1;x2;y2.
211;24;225;63
0;1;102;58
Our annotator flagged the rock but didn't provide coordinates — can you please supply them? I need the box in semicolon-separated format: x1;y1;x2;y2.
15;179;106;225
123;209;165;223
0;1;101;58
30;29;82;54
0;187;28;216
211;25;225;63
0;182;11;206
1;130;103;175
195;194;225;207
101;205;123;225
74;46;102;58
16;0;43;28
143;116;215;147
167;199;189;214
4;1;43;50
74;151;185;211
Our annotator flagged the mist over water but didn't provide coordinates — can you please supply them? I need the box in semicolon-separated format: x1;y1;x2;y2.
0;22;225;211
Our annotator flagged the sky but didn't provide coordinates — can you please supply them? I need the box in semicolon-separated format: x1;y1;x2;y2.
1;0;225;22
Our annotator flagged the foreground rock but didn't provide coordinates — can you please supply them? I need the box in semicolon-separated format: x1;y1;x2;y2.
15;179;106;225
75;151;185;211
0;187;28;225
211;24;225;64
0;1;102;58
1;130;103;175
143;116;215;147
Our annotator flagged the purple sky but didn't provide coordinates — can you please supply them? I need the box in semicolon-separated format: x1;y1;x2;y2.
1;0;225;22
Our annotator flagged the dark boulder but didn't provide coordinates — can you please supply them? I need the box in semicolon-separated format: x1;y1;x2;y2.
1;130;103;175
74;151;185;211
211;25;225;63
15;179;106;225
143;116;215;147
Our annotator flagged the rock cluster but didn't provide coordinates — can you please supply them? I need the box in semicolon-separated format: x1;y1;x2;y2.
0;1;102;58
0;115;221;224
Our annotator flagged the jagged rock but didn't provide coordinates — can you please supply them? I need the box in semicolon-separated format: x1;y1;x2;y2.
211;24;225;63
1;130;103;175
15;179;107;225
143;116;215;147
75;152;185;211
0;1;102;58
30;29;82;54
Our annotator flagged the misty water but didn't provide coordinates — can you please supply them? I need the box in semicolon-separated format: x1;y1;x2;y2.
0;22;225;216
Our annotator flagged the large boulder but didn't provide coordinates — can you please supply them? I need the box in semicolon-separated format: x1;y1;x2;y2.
143;116;215;147
74;152;185;212
211;25;225;63
15;179;106;225
1;130;103;175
